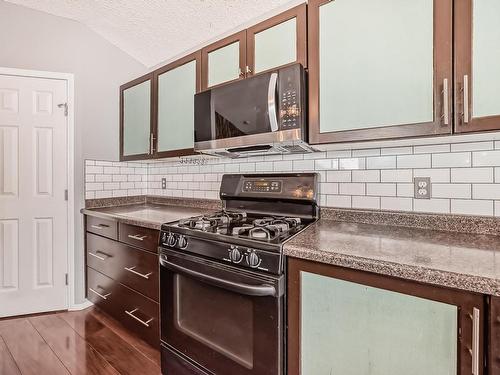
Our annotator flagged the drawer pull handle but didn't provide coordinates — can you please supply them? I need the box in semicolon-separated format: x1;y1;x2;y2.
89;287;111;300
128;234;147;241
125;308;153;327
91;224;110;230
88;251;109;261
124;266;153;279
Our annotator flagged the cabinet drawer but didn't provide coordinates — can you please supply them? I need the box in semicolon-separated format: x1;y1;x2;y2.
86;216;118;240
86;233;159;301
115;283;159;347
119;223;159;253
87;267;119;316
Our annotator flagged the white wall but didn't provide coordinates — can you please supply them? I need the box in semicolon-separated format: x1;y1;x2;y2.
0;0;146;304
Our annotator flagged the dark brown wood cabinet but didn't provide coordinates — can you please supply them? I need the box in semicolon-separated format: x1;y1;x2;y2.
307;0;453;144
489;296;500;374
287;257;485;375
85;215;160;347
201;4;307;90
454;0;500;133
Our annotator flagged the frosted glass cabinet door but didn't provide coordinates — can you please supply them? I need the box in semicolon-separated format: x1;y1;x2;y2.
121;76;152;160
287;259;484;375
455;0;500;132
156;54;199;156
247;4;307;75
308;0;453;144
202;31;246;89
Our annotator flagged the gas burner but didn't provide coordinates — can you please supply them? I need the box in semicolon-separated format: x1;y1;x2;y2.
178;210;247;233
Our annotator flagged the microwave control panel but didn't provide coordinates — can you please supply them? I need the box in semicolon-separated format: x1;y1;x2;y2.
278;64;305;130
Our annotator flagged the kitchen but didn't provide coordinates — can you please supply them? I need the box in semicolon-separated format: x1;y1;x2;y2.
0;0;500;374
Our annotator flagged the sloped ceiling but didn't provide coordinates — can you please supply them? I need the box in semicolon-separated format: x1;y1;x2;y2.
6;0;298;67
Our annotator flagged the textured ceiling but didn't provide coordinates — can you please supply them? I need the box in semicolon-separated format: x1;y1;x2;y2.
6;0;298;67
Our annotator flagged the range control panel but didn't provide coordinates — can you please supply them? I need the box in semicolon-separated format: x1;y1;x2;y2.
243;179;282;193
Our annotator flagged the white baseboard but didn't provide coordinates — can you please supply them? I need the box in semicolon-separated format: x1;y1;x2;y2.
68;299;93;311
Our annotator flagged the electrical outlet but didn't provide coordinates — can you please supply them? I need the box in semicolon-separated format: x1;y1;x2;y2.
161;178;167;189
414;177;431;199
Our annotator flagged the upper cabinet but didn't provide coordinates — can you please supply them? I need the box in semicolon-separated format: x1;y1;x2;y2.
120;74;155;161
308;0;453;144
201;4;307;90
455;0;500;133
154;52;201;158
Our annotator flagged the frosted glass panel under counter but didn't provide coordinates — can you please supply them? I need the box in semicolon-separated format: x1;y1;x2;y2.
157;60;197;152
300;272;458;375
472;0;500;118
319;0;434;133
254;18;297;74
123;80;151;156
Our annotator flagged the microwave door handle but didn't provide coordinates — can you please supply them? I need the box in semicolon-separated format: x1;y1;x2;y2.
160;256;277;297
267;72;279;132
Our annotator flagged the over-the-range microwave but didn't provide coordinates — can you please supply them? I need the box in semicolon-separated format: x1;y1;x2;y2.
194;63;316;158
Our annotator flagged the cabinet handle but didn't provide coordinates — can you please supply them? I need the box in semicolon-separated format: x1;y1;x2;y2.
125;308;153;327
245;65;252;75
442;78;449;125
463;75;469;124
128;234;147;241
149;133;155;154
124;266;153;279
470;307;480;375
91;224;109;230
88;251;108;261
89;287;111;300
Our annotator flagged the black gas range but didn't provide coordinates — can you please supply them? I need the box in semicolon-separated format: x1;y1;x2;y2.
158;173;319;375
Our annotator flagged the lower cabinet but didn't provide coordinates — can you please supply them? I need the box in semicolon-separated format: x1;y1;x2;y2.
85;215;160;347
489;296;500;374
287;258;485;375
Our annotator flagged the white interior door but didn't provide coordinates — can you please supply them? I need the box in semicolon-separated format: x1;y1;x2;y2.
0;74;68;317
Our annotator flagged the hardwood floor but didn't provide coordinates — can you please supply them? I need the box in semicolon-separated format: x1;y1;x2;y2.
0;307;161;375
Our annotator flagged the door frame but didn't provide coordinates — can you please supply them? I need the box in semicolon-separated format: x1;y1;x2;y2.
0;66;77;311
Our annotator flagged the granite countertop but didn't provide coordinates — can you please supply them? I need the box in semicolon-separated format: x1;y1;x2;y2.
82;203;213;230
284;218;500;296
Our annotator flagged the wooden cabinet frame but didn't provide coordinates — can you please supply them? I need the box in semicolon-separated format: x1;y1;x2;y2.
307;0;453;144
153;51;202;158
287;257;485;375
454;0;500;133
201;30;247;90
119;73;156;161
488;296;500;374
246;3;307;76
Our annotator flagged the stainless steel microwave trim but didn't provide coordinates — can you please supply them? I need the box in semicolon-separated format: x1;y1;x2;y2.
268;73;279;132
195;128;302;151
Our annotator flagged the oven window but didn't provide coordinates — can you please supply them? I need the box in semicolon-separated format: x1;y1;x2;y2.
174;274;254;369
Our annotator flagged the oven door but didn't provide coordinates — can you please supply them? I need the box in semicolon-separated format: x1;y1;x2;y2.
159;249;284;375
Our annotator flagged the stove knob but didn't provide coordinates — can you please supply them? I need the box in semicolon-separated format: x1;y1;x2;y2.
246;252;260;268
229;248;243;263
167;233;176;247
177;235;188;249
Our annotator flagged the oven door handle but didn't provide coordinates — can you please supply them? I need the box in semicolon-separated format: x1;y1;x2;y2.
160;256;278;297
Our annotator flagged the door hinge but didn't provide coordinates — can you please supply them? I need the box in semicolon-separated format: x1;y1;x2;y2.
64;189;68;201
65;273;69;285
57;102;68;117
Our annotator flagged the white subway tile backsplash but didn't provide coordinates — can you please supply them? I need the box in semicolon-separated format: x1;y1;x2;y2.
451;200;494;216
473;150;500;167
413;168;450;183
451;168;493;183
414;198;450;214
432;184;471;199
352;170;380;183
86;135;500;217
326;171;351;182
339;158;365;170
397;154;431;169
380;197;412;211
366;156;396;170
339;183;365;195
380;169;413;183
352;196;380;210
432;152;471;168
